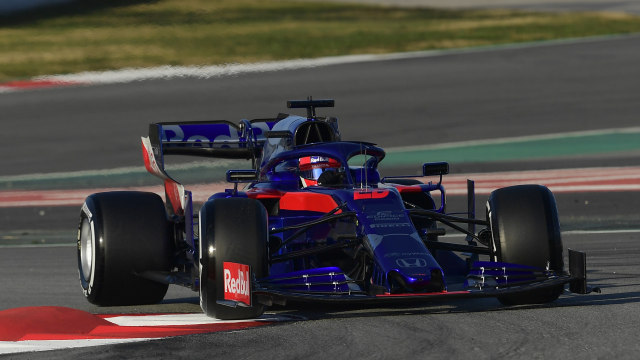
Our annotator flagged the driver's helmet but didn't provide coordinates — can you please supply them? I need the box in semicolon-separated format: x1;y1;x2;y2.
299;156;340;187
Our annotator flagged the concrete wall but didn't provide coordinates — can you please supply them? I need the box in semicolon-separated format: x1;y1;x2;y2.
0;0;75;15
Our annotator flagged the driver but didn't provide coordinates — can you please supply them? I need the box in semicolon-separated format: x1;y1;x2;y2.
299;156;341;187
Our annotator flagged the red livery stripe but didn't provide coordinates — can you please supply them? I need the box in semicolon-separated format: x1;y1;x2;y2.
279;192;340;213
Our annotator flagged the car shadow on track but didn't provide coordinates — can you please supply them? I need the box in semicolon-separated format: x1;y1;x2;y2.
108;267;638;318
98;284;637;321
264;287;640;321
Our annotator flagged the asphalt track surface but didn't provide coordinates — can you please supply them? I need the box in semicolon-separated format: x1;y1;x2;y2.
3;35;640;176
2;35;640;358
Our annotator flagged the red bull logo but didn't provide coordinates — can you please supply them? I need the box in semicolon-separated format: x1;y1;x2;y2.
223;262;251;306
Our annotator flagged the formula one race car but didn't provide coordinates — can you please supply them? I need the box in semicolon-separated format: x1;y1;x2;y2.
77;98;595;319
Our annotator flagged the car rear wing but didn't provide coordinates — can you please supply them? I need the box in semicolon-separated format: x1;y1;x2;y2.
147;119;278;157
141;119;279;216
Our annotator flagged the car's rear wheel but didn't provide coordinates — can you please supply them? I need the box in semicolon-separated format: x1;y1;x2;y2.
487;185;564;305
199;197;268;319
78;191;172;306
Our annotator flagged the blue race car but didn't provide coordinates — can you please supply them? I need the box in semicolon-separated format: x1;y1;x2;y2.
77;98;595;319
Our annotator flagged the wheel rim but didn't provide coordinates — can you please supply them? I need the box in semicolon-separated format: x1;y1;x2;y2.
79;217;93;282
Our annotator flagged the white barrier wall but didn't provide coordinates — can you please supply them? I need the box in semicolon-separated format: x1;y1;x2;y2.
0;0;75;15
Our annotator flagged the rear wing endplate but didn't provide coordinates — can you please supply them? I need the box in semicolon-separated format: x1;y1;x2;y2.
141;119;278;215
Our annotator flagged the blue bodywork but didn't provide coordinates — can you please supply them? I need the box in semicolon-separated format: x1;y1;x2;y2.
141;99;590;305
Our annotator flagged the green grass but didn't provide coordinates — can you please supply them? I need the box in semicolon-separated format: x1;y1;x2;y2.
2;0;640;81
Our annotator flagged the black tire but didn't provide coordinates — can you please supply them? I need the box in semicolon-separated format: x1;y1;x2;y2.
199;197;268;320
486;185;564;305
77;191;172;306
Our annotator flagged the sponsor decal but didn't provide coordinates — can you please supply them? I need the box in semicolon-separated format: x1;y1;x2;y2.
353;189;389;200
366;210;404;221
384;251;431;258
370;223;412;228
160;123;274;146
223;262;251;306
396;258;428;268
366;210;413;229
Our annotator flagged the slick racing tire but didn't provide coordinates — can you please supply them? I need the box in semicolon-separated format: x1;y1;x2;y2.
78;191;172;306
487;185;564;305
199;198;268;320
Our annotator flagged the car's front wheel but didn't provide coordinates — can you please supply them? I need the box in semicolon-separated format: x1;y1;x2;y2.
78;191;172;306
199;197;268;319
487;185;564;305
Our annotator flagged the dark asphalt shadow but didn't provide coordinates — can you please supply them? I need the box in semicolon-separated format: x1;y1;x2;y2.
263;285;640;320
160;296;199;305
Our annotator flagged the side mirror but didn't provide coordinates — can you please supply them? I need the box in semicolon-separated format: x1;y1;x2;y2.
226;170;259;183
423;162;449;177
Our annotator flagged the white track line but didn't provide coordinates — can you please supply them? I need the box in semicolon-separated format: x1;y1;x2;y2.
103;313;271;327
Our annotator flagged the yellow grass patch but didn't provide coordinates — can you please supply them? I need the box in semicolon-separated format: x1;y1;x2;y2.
1;0;639;81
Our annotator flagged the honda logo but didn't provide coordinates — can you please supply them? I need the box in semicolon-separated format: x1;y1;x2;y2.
396;258;428;268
